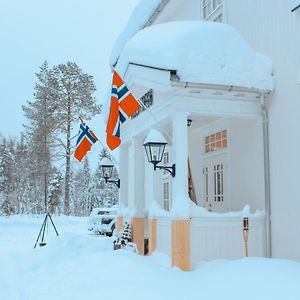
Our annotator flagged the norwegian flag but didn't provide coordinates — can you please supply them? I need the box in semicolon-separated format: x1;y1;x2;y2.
106;71;142;150
74;121;98;161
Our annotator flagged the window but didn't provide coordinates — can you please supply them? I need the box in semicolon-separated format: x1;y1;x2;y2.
203;167;209;203
132;89;153;118
163;149;171;210
202;0;223;22
214;164;224;202
163;152;169;175
163;182;170;211
205;130;227;154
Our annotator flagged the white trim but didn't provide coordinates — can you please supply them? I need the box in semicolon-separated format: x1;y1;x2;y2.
122;96;263;144
199;119;231;211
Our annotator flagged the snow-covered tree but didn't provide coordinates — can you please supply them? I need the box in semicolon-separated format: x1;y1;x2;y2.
73;157;93;216
94;149;119;209
0;61;102;216
48;168;63;214
0;137;18;214
52;62;101;215
22;62;59;213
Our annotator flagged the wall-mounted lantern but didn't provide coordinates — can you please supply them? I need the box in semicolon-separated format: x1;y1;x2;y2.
143;129;176;177
100;157;120;188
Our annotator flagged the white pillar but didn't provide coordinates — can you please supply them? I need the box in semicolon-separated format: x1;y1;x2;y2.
132;136;145;215
145;148;162;213
119;143;129;209
128;142;134;210
145;151;154;211
171;112;191;218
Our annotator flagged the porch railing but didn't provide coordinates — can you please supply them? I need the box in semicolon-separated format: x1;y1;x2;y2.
190;216;266;268
155;215;266;270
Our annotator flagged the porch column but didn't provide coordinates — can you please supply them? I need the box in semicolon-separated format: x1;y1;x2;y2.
171;112;190;215
172;220;190;271
171;112;191;271
130;136;145;254
116;216;123;236
119;143;129;208
145;135;159;255
148;218;157;254
132;135;145;213
131;217;145;254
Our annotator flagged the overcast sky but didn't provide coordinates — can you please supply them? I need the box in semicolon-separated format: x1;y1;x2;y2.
0;0;139;139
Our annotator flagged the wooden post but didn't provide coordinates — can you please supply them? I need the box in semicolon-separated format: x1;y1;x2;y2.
243;217;249;257
148;219;157;254
131;217;145;255
116;216;123;236
172;220;190;271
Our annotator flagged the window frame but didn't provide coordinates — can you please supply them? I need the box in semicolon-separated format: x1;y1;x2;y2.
162;147;171;211
202;0;224;22
204;129;227;155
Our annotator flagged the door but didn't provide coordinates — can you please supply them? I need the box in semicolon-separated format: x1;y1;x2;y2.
203;154;228;212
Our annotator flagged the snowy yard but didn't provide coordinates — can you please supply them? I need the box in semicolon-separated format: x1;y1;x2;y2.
1;216;300;300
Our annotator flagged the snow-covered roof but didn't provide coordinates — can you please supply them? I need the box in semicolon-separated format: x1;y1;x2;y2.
115;21;273;91
109;0;162;66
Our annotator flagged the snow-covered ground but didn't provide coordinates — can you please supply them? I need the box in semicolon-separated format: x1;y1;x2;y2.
1;215;300;300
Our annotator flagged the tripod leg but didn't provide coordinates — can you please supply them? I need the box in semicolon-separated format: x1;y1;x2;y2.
34;215;47;249
48;213;59;236
40;215;48;244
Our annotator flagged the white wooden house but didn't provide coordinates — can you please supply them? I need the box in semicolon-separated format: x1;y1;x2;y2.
109;0;300;270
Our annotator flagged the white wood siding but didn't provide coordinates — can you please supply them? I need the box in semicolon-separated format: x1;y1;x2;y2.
190;216;266;269
225;0;300;262
156;218;172;256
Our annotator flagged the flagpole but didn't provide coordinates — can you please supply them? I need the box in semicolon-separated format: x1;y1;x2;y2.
79;116;85;125
75;116;120;166
113;68;173;142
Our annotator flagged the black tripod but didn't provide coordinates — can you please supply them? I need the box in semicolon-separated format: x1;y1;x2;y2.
34;212;59;248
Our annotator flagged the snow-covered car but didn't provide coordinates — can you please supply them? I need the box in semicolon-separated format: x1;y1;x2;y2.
88;207;117;236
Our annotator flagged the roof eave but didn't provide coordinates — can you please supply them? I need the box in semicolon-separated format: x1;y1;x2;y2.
112;0;170;68
143;0;170;28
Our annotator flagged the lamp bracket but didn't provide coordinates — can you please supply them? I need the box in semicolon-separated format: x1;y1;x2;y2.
154;164;176;177
104;177;120;188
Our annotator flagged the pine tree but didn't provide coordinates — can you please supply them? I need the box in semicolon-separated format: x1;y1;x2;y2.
22;62;59;213
14;133;30;214
53;62;101;215
73;157;93;216
48;168;63;214
0;137;17;214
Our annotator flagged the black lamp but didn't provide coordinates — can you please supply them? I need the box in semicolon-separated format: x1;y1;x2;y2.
143;130;175;177
100;157;120;188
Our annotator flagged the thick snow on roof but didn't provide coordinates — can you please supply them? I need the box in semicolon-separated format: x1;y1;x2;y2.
109;0;162;66
116;21;273;91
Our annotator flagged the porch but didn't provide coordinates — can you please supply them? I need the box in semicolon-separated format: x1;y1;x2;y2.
117;86;269;270
114;21;273;271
